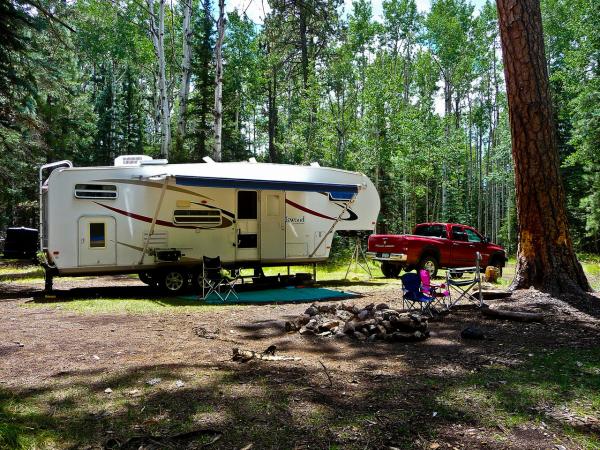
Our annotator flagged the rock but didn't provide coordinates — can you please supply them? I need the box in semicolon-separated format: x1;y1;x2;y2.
353;331;367;341
376;325;387;335
298;314;310;325
320;320;340;331
364;303;375;310
376;303;390;310
352;305;360;314
357;309;370;320
92;355;100;360
299;326;315;335
317;331;332;337
461;326;485;340
104;388;113;394
343;321;356;334
305;319;318;330
147;378;162;386
305;306;318;316
367;334;377;342
284;321;300;332
382;320;393;331
175;380;185;388
335;310;354;321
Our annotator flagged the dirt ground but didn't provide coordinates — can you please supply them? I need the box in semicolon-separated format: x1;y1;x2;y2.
1;274;599;449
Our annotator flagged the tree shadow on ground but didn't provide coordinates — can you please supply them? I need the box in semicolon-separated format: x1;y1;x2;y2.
2;346;598;449
2;309;599;449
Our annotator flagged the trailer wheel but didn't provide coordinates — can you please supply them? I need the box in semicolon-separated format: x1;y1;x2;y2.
381;262;401;278
160;269;188;294
419;255;439;278
139;271;157;286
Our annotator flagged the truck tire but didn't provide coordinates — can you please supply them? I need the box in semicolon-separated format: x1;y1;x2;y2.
381;262;401;278
489;257;504;277
419;255;439;278
159;269;188;294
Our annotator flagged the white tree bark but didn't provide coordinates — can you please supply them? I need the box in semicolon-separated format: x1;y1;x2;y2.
213;0;225;161
148;0;171;159
177;0;193;143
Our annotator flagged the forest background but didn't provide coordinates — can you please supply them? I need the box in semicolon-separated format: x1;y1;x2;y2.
1;0;598;256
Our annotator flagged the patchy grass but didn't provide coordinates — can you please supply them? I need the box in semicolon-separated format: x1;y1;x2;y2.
2;348;598;449
436;347;600;449
26;297;227;314
0;264;43;281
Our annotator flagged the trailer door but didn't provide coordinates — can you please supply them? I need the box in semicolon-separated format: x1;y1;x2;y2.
236;190;259;261
78;216;117;266
260;190;285;260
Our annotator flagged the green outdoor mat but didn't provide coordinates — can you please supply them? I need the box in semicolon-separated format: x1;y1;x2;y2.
181;287;359;304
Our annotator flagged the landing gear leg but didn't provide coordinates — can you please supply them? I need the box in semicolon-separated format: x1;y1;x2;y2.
44;270;53;293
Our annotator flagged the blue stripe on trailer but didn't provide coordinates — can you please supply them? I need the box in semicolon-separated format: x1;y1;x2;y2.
174;175;359;196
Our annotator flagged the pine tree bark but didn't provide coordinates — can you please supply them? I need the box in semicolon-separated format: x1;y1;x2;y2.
496;0;590;293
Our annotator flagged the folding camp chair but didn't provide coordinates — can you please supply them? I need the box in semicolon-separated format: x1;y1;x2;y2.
201;256;239;301
419;269;450;309
400;272;436;316
445;252;483;308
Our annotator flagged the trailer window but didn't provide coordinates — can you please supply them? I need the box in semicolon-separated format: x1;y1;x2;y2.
89;222;106;248
237;191;257;219
173;209;221;225
75;184;117;199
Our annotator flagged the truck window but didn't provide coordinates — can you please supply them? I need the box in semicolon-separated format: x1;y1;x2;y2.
465;228;482;243
415;225;446;238
451;226;468;241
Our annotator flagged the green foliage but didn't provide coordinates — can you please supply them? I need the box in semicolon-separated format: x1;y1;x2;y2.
1;0;598;256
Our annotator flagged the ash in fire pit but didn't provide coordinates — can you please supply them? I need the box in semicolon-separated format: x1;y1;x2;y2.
285;302;430;342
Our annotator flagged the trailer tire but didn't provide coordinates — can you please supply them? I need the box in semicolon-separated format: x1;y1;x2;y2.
159;269;188;294
139;271;158;286
419;255;439;278
381;262;401;278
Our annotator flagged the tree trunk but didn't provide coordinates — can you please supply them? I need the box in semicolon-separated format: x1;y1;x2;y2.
267;59;278;163
496;0;590;293
213;0;225;161
177;0;193;147
148;0;171;159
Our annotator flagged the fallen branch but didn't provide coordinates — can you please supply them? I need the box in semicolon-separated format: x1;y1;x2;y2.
318;360;333;387
232;348;301;362
481;306;544;322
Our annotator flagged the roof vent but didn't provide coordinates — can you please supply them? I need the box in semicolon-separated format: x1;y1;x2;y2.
114;155;153;166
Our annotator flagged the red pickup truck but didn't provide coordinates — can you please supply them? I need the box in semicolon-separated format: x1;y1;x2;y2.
367;223;507;278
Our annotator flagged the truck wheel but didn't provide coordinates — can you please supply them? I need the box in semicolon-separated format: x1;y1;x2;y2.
419;255;439;278
160;269;188;294
489;258;504;277
381;262;401;278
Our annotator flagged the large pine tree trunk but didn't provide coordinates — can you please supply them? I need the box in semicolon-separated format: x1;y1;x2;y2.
496;0;590;293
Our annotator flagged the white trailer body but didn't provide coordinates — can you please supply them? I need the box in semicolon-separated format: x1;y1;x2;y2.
39;158;380;290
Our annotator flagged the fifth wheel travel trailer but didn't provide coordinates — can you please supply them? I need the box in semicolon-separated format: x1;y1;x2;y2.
39;156;380;293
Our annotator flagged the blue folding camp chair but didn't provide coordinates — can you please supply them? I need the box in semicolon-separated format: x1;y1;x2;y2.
400;272;436;316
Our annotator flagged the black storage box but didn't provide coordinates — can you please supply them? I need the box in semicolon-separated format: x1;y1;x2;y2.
3;227;38;259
